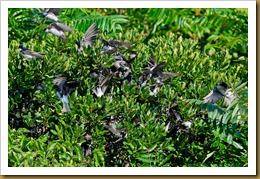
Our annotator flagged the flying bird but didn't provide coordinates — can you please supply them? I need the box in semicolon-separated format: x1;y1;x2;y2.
165;105;193;133
144;56;181;82
203;82;237;106
44;22;73;42
111;58;133;83
139;56;181;86
53;74;80;112
18;45;45;59
42;8;61;21
111;52;137;63
101;39;132;54
92;72;113;97
76;23;99;52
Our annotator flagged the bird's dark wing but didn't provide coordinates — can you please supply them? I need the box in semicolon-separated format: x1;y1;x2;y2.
53;75;67;86
18;45;27;50
170;107;182;122
105;124;127;138
112;54;127;61
105;124;119;135
65;81;80;94
128;52;137;63
48;8;61;15
203;88;224;104
110;40;132;48
149;56;157;66
52;22;73;32
143;69;153;75
100;73;113;94
24;50;45;58
81;24;99;48
148;62;166;76
153;62;166;73
102;39;110;46
143;59;164;75
160;72;181;81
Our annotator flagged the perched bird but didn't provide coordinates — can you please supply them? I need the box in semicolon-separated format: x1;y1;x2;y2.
76;23;99;52
44;22;73;42
42;8;61;22
203;82;237;106
18;45;45;59
101;39;132;54
92;73;113;97
53;74;80;112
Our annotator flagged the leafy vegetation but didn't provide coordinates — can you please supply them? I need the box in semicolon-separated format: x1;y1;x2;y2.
8;8;248;167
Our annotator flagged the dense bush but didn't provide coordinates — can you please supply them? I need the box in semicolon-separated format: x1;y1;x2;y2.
8;8;248;167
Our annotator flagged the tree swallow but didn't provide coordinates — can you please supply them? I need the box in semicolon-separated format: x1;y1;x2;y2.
111;52;137;63
203;82;237;106
53;74;80;112
140;56;181;86
111;57;133;83
165;105;193;133
42;8;61;22
92;72;113;97
101;39;132;54
44;22;73;42
144;56;181;82
104;119;128;140
18;45;45;59
104;124;127;138
76;23;99;52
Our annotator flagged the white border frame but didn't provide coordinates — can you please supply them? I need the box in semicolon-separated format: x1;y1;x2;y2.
1;0;256;175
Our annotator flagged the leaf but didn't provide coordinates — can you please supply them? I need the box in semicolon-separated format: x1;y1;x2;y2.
234;81;247;92
231;103;241;120
227;134;233;144
64;59;70;71
12;147;23;154
222;110;231;124
136;157;151;164
148;144;157;152
232;141;244;150
166;145;175;152
50;129;57;135
201;151;215;165
158;154;173;167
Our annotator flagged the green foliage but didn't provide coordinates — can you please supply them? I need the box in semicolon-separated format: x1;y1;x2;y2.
124;8;248;56
8;8;248;167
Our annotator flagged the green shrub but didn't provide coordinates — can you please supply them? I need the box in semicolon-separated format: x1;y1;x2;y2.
8;8;248;167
